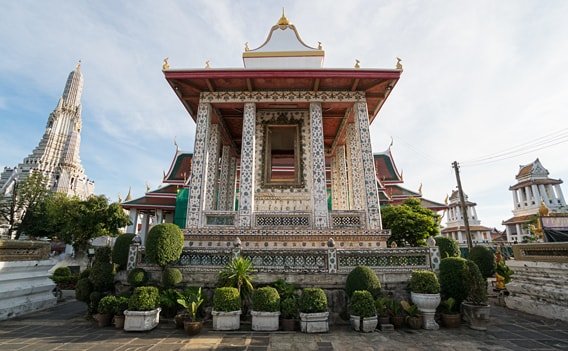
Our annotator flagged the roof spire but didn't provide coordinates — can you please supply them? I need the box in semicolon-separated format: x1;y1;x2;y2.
125;187;132;201
277;8;291;26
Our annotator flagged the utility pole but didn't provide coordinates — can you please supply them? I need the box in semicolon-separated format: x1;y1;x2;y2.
452;161;473;251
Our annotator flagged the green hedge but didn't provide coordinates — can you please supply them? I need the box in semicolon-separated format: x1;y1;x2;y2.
410;269;440;294
213;287;241;312
127;268;149;287
162;267;183;288
469;246;496;279
145;224;184;267
75;278;93;303
345;266;381;298
435;236;460;258
465;260;487;304
252;287;280;312
299;288;327;313
281;297;299;319
349;290;376;318
98;295;117;314
112;233;135;270
94;247;112;264
439;257;469;305
53;266;72;277
128;286;160;311
89;261;114;292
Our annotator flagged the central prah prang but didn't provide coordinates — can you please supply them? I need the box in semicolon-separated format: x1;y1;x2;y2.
124;13;440;278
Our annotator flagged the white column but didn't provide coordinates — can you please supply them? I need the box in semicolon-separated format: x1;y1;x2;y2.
512;189;519;208
555;184;566;205
331;145;349;210
310;102;329;228
186;102;212;228
546;185;555;204
346;124;365;210
156;209;163;224
127;208;138;233
140;213;150;245
226;156;237;211
217;145;231;210
539;184;550;205
204;124;221;210
531;184;541;204
238;103;256;227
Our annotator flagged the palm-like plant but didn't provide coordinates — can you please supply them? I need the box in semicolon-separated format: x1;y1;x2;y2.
176;288;204;321
219;257;254;298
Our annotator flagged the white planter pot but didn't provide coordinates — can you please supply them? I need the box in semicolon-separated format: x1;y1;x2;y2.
212;310;241;331
350;315;378;332
251;310;280;331
411;292;441;330
300;312;329;333
123;308;161;331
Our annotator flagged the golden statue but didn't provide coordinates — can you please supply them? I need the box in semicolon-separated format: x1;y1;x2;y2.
396;57;403;70
538;201;550;216
244;42;250;51
354;59;360;69
162;57;170;70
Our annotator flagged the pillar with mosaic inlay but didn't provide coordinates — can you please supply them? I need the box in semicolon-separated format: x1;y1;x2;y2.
238;103;256;227
346;123;365;211
332;145;349;210
217;145;231;210
310;102;329;228
226;156;237;210
204;124;221;210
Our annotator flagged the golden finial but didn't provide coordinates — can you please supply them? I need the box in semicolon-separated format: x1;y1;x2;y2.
118;193;122;203
354;59;360;69
396;57;403;70
400;169;404;181
244;42;250;51
538;201;549;216
444;194;449;205
162;57;170;71
205;60;211;69
277;8;291;26
418;182;423;195
317;42;323;50
174;136;179;151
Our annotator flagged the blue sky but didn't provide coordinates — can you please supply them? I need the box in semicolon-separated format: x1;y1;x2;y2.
1;1;567;229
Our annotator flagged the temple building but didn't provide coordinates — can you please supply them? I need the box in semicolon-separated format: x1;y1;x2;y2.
0;64;94;201
441;190;492;244
503;159;567;242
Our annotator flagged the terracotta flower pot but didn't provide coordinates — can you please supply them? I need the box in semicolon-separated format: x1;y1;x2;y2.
184;320;203;336
441;313;461;328
114;315;125;329
174;313;188;329
281;318;296;331
406;316;422;329
94;313;113;327
390;316;404;329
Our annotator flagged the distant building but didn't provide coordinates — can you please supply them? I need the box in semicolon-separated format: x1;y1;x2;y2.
502;159;567;242
441;190;492;244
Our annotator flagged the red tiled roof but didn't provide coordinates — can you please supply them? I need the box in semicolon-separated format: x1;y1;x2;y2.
502;214;536;225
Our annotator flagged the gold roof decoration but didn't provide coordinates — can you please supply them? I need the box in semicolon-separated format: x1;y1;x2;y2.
162;57;170;71
539;201;550;217
396;57;403;70
354;59;361;69
125;187;132;202
277;8;291;26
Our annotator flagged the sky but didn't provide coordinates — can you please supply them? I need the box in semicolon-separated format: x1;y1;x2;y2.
1;1;567;230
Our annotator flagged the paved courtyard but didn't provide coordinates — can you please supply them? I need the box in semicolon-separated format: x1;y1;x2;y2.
1;300;567;351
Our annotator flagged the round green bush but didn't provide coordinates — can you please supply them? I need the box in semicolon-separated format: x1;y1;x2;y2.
128;286;160;311
53;266;72;277
468;246;496;279
127;268;149;287
281;297;298;319
252;287;280;312
299;288;328;313
115;296;129;315
89;291;103;315
75;278;94;302
79;268;91;279
213;287;241;312
464;260;487;304
435;236;460;258
410;269;440;294
112;233;135;270
94;247;112;264
162;267;183;288
439;257;468;305
89;261;114;292
349;290;376;318
98;295;117;314
345;266;381;298
145;223;184;267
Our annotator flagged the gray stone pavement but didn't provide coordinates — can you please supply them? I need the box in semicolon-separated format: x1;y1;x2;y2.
1;299;567;351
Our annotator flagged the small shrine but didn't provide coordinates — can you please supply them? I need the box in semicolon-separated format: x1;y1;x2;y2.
441;190;493;244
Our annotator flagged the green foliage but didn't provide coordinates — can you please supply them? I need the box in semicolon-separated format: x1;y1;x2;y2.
496;261;514;284
299;288;327;313
219;257;254;299
213;287;241;312
115;296;129;315
381;198;441;247
440;297;458;314
160;288;181;318
89;260;114;292
385;298;402;317
51;265;77;288
468;246;496;279
349;290;376;318
464;260;487;305
112;233;135;270
75;278;94;303
345;266;381;298
410;270;440;294
375;297;389;317
252;287;280;312
145;223;184;268
98;295;117;314
128;286;160;311
271;279;296;300
128;268;149;287
434;236;460;258
79;268;91;279
400;300;420;317
94;246;112;264
53;266;72;277
439;257;469;305
89;291;103;315
177;287;204;321
162;267;183;288
281;297;299;319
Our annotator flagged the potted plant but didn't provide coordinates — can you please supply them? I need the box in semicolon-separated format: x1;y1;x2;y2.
251;287;281;331
375;297;391;327
298;288;329;333
160;288;181;319
177;287;204;335
95;295;116;327
281;297;299;331
462;260;490;330
401;300;422;329
409;269;441;330
349;290;377;332
124;286;161;331
113;296;129;329
440;297;460;328
212;287;241;331
386;299;404;329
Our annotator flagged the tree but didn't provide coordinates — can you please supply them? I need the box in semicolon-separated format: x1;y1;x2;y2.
381;198;440;247
0;172;49;239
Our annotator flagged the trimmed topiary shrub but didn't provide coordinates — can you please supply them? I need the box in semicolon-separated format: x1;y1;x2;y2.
112;233;135;270
439;257;468;305
345;266;381;298
410;269;440;294
89;291;103;315
349;290;376;318
128;286;160;311
435;236;460;258
145;223;184;268
98;295;117;314
89;261;114;292
464;260;488;305
299;288;327;313
75;278;94;303
79;268;91;279
252;287;280;312
94;247;112;264
281;297;299;319
162;267;183;288
115;296;129;315
53;266;72;277
127;268;149;287
468;246;496;279
213;287;241;312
